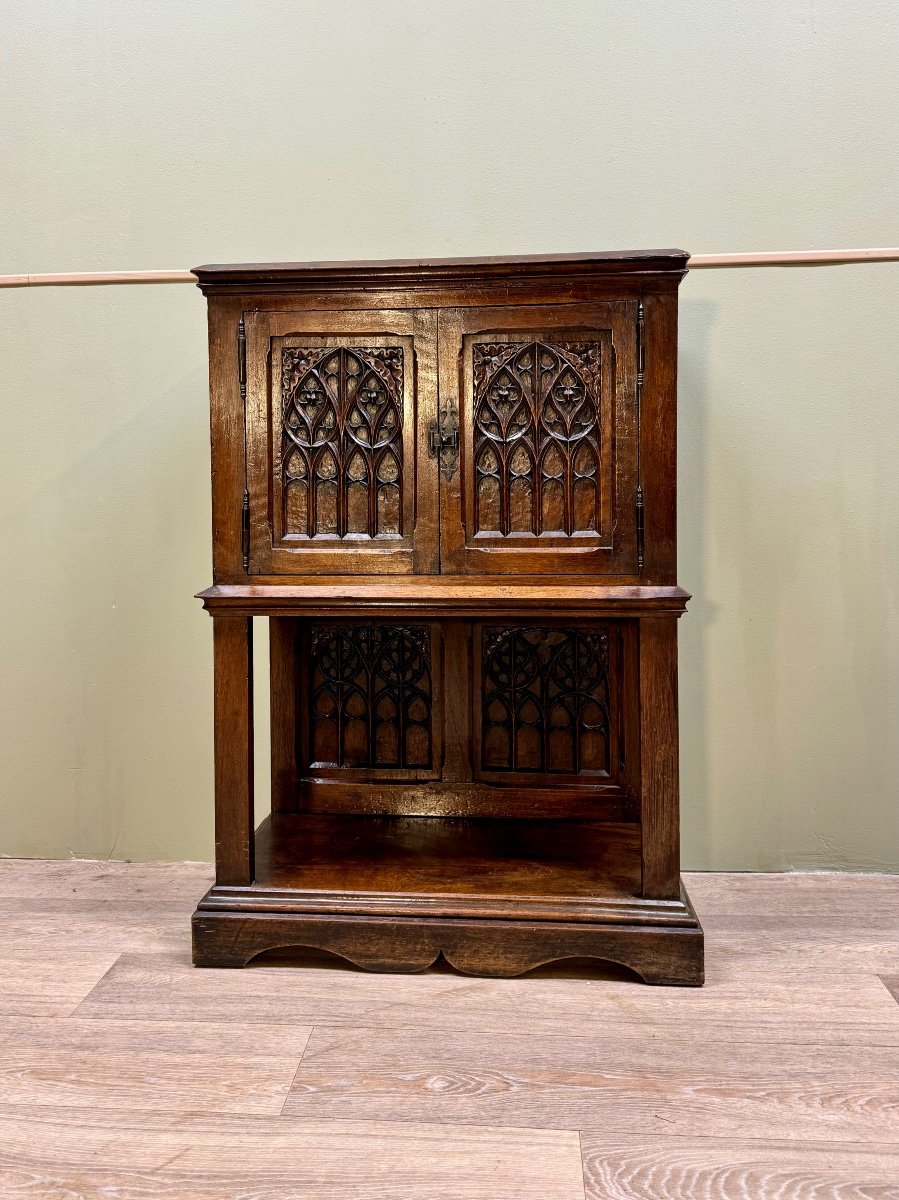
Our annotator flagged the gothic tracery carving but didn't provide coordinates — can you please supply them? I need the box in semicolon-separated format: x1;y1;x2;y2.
281;346;404;538
481;625;611;775
309;624;432;769
473;339;602;536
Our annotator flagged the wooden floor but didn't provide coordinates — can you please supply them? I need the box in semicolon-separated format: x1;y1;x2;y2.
0;860;897;1199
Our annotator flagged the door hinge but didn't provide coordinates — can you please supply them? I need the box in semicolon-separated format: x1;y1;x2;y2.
428;416;459;478
241;490;250;571
237;316;247;402
635;484;645;572
636;300;645;400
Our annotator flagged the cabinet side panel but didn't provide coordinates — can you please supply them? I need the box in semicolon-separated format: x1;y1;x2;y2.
639;291;679;584
207;296;248;582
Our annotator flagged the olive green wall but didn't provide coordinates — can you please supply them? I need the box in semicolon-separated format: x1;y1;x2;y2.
2;0;897;869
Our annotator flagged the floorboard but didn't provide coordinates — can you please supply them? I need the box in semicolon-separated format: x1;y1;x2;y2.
0;1104;584;1200
281;1024;899;1142
579;1133;899;1200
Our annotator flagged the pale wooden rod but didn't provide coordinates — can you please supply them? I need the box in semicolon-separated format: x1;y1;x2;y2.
689;248;899;268
0;269;194;286
0;248;897;287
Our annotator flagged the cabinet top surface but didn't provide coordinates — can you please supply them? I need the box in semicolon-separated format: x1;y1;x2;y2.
192;250;689;294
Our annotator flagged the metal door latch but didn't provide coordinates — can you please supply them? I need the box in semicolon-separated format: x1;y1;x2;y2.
428;416;460;476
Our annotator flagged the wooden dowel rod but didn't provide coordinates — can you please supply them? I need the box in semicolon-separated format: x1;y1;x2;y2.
0;249;896;288
688;248;899;268
0;270;195;287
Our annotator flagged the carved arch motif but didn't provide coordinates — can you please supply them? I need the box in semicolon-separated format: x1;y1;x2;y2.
473;340;602;536
281;346;404;538
481;625;611;775
309;624;432;769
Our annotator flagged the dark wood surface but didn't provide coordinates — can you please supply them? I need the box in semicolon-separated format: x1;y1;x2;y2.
269;613;640;822
638;617;682;899
212;616;254;886
243;308;439;576
194;811;702;980
192;249;689;295
253;812;642;899
194;251;701;983
436;302;639;576
268;617;298;815
293;779;632;822
198;581;691;617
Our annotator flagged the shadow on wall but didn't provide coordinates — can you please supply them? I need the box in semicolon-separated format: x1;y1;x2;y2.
677;296;718;870
676;276;899;873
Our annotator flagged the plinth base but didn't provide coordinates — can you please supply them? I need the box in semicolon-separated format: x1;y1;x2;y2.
191;814;704;985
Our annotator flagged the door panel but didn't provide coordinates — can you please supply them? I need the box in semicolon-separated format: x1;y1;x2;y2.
245;309;438;574
437;304;638;574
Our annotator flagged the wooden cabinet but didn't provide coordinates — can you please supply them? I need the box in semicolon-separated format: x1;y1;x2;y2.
191;252;703;984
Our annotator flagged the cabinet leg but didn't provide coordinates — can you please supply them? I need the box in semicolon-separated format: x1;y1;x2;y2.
638;615;681;899
213;615;254;885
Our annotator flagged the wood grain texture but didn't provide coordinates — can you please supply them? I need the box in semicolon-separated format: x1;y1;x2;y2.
206;295;247;580
269;616;299;813
638;291;678;583
0;949;122;1018
0;857;213;899
192;249;689;294
0;1105;585;1200
579;1134;899;1200
250;812;643;899
0;1045;305;1116
282;1025;899;1142
212;614;254;885
1;861;898;1196
198;580;691;617
638;616;681;898
688;871;899;914
0;1015;313;1058
437;302;638;577
242;308;439;576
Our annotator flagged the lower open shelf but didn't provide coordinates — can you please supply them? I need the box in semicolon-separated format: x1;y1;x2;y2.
255;812;642;901
193;812;703;983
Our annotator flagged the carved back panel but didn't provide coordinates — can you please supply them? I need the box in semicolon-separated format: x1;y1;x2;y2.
477;623;621;785
291;615;632;814
301;621;442;782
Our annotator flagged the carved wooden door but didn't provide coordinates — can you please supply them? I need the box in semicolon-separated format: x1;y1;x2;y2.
436;304;639;575
244;309;439;574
